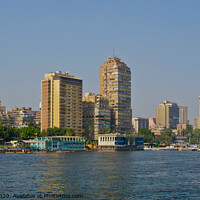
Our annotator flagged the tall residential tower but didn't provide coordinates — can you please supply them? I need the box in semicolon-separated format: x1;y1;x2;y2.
100;57;132;133
156;100;179;129
194;96;200;129
179;106;188;124
41;71;82;134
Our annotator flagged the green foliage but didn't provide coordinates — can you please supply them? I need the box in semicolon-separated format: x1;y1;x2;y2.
27;121;40;130
182;123;200;144
82;136;87;141
183;123;193;137
160;128;174;145
188;130;200;144
0;126;19;141
19;126;40;139
45;127;75;136
130;138;134;145
138;128;154;143
0;126;76;141
88;126;94;140
106;128;111;134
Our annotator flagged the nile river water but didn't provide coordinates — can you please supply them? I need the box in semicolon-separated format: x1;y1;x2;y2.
0;151;200;199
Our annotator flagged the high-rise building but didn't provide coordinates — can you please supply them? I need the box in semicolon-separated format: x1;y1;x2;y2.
194;96;200;129
179;106;188;124
82;93;111;140
100;57;132;133
82;93;96;140
94;95;111;139
199;96;200;118
156;100;179;129
194;118;200;129
132;117;149;133
0;101;9;126
41;71;82;134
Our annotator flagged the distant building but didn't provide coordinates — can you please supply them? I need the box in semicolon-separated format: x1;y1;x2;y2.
179;106;188;124
199;96;200;118
82;93;96;139
82;93;111;140
174;136;187;144
100;57;132;133
194;118;200;130
177;123;187;135
8;107;40;127
156;100;179;129
94;95;111;139
193;96;200;130
149;118;156;129
41;71;82;135
132;117;149;133
0;101;9;126
98;133;144;150
151;128;164;136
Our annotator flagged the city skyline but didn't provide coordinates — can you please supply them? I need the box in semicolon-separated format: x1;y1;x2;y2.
1;0;200;123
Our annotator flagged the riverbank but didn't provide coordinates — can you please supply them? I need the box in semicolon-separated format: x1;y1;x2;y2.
0;149;80;154
144;146;200;151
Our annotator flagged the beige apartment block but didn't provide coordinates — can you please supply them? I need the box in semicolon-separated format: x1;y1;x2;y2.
177;123;187;135
0;101;9;126
193;96;200;130
100;57;132;133
41;71;82;135
149;118;156;129
156;100;179;129
82;93;111;140
8;107;41;127
179;106;188;124
194;118;200;129
132;117;149;133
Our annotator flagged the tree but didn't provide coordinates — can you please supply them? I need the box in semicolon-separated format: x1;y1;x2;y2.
88;126;94;140
0;126;20;141
27;121;40;130
138;128;154;143
189;130;200;144
183;122;193;137
66;129;75;136
106;128;111;134
19;126;40;139
160;129;174;145
82;136;87;141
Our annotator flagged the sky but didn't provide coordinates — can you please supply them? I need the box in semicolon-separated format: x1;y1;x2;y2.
0;0;200;124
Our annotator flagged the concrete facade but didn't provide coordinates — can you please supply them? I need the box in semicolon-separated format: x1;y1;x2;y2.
8;107;40;127
179;106;188;124
156;100;179;129
132;117;149;133
149;118;156;129
194;118;200;129
0;101;9;126
193;96;200;130
82;93;111;140
41;71;82;135
100;57;132;133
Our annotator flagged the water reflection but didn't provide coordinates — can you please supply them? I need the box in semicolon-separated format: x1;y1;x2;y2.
1;151;200;199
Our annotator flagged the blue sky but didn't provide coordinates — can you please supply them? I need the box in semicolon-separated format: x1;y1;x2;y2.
0;0;200;124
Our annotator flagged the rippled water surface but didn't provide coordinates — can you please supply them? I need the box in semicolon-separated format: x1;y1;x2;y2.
1;151;200;199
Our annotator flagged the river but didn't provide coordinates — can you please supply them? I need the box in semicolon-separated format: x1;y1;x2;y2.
0;151;200;199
